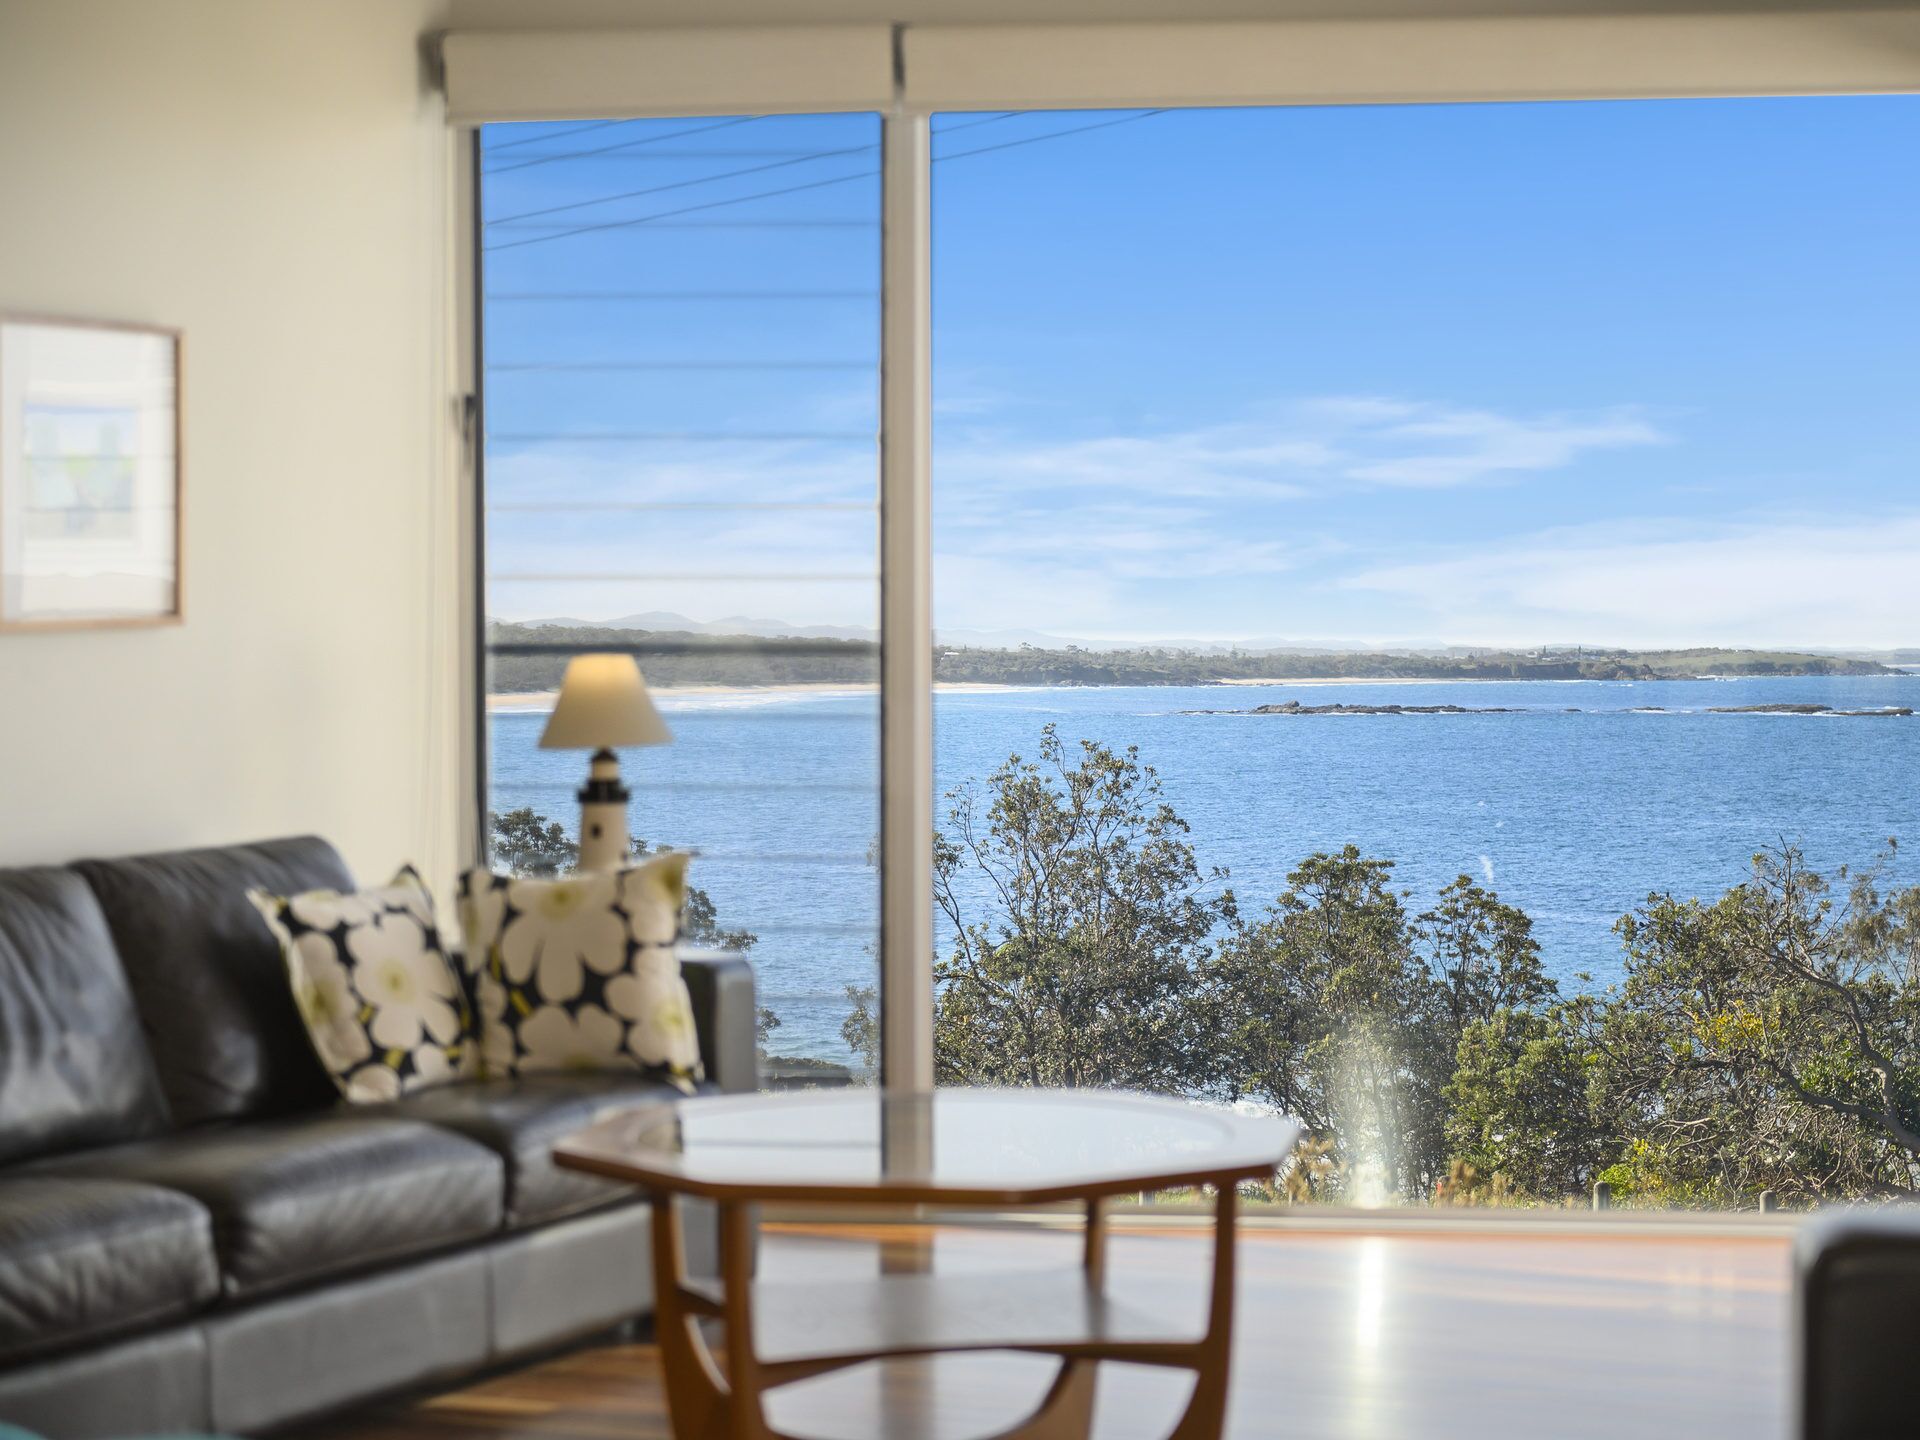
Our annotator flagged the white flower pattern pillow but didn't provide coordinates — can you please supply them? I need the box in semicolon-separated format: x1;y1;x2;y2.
248;866;475;1103
458;853;703;1091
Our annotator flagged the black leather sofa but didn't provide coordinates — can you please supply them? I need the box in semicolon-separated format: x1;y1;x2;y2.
1796;1207;1920;1440
0;836;756;1438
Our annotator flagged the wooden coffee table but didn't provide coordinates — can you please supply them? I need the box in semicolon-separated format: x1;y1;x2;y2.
554;1087;1299;1440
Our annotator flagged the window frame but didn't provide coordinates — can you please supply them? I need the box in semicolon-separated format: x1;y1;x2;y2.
452;12;1920;1095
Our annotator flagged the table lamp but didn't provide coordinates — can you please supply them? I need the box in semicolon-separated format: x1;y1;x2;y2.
538;654;673;873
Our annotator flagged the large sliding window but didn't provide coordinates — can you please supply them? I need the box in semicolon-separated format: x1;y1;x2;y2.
458;18;1920;1207
477;114;883;1081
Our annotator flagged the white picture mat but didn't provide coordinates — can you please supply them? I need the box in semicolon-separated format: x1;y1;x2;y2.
0;319;179;625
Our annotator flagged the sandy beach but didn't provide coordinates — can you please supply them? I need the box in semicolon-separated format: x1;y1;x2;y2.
485;676;1526;711
487;681;1041;711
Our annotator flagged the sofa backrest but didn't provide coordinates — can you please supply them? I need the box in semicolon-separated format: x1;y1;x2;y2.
73;836;352;1126
0;867;171;1166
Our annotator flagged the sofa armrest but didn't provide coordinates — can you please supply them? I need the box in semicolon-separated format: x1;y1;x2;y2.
678;948;758;1094
1796;1207;1920;1440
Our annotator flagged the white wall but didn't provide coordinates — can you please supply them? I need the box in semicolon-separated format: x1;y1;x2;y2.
0;0;465;889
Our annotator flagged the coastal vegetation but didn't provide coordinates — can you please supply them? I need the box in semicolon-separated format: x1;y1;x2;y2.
491;727;1920;1209
486;621;1891;693
855;727;1920;1208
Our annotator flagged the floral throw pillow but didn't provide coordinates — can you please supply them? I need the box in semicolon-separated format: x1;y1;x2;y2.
248;866;475;1103
457;853;702;1091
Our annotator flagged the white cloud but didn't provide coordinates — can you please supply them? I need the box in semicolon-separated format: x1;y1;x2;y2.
483;394;1674;636
1345;513;1920;649
940;499;1306;582
936;396;1661;501
487;437;875;509
483;439;880;626
1339;407;1664;489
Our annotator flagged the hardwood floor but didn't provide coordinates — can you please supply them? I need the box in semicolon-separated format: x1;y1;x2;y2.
292;1220;1791;1440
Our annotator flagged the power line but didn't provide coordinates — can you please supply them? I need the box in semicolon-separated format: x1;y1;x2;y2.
492;116;1003;174
484;116;763;175
484;219;875;232
490;571;875;582
486;501;873;512
485;290;873;302
484;169;879;253
934;109;1167;163
486;142;875;226
483;110;1164;255
490;431;872;442
485;118;635;153
487;360;871;371
490;148;852;163
929;112;1019;134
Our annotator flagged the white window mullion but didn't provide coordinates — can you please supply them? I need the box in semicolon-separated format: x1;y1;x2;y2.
878;98;935;1092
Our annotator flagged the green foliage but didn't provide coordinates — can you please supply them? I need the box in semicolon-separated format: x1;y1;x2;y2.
1446;1001;1607;1201
931;726;1236;1091
841;984;878;1078
1591;844;1920;1204
487;806;576;878
496;751;1920;1209
924;735;1920;1209
1210;853;1564;1201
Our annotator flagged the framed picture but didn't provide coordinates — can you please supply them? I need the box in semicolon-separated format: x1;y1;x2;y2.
0;315;182;630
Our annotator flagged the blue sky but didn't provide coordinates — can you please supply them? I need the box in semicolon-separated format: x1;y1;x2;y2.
482;97;1919;649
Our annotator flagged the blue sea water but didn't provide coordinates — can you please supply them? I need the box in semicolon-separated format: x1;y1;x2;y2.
489;674;1920;1063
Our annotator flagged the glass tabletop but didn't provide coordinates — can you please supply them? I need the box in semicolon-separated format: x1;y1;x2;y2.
553;1088;1300;1203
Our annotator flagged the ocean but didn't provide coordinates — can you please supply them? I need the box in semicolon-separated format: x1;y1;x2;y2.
488;673;1920;1064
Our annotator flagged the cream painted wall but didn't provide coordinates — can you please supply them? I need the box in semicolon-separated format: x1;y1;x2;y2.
0;0;466;889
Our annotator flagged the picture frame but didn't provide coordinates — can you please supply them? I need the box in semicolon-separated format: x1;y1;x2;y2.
0;314;183;631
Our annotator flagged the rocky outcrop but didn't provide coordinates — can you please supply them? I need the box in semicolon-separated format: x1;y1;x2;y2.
1706;703;1913;717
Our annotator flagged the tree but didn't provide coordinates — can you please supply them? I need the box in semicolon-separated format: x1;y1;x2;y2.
841;983;878;1077
1215;857;1565;1202
1446;999;1607;1200
1215;848;1436;1199
1417;876;1555;1035
1590;845;1920;1205
487;806;576;877
1404;876;1561;1193
931;726;1235;1091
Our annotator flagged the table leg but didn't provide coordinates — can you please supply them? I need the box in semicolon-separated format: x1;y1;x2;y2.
718;1199;774;1440
1164;1183;1238;1440
650;1194;730;1440
1085;1196;1107;1286
1016;1196;1107;1439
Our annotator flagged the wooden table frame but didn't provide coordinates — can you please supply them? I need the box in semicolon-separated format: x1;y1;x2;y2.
555;1090;1295;1440
645;1184;1244;1440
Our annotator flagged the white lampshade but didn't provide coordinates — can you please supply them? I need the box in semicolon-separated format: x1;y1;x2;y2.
538;654;674;751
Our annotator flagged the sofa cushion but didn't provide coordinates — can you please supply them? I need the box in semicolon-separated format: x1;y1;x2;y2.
74;837;353;1125
379;1074;685;1226
33;1115;503;1299
0;1176;218;1363
0;868;171;1166
248;866;477;1104
458;856;704;1088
